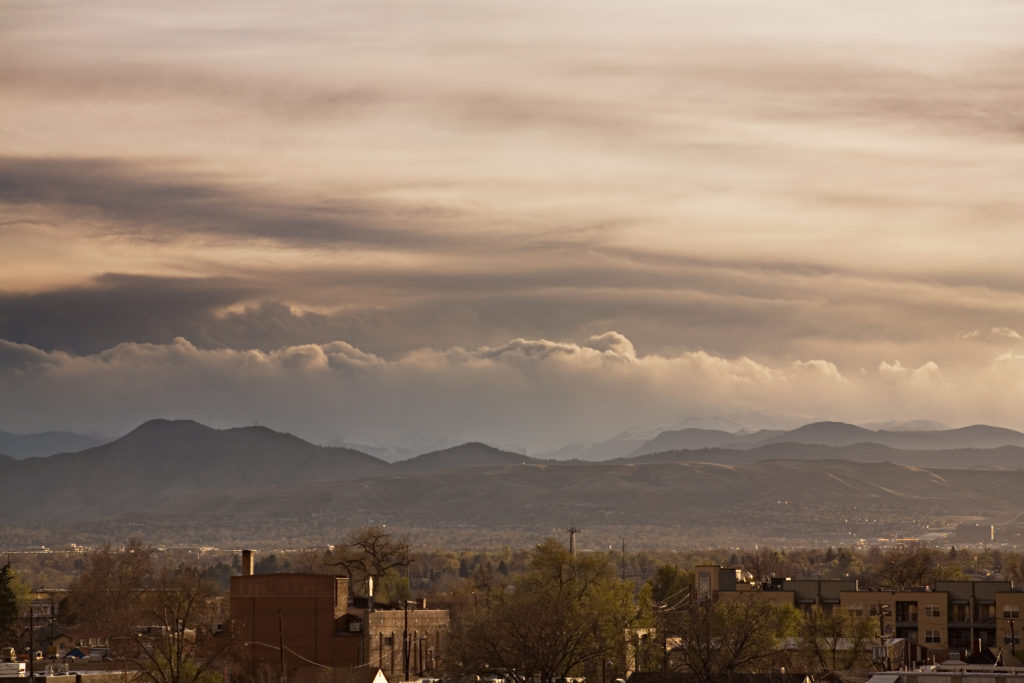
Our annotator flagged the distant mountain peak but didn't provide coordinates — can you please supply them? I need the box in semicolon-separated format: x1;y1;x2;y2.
396;441;535;473
130;418;208;433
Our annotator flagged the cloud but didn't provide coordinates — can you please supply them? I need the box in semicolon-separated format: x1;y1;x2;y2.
0;156;454;249
877;360;946;387
3;251;1022;370
4;332;1020;452
956;327;1024;344
0;274;254;355
4;0;1024;446
1;60;390;123
991;326;1023;341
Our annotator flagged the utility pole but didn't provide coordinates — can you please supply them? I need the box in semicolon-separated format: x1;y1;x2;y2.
403;601;413;682
567;526;581;558
28;606;34;679
278;609;285;683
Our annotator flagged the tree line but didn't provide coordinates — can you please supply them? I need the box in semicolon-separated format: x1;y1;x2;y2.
3;535;1024;682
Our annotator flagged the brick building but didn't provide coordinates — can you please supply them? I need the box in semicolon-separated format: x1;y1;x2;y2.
230;551;448;679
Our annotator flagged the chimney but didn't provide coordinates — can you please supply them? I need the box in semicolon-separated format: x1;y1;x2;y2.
241;549;254;576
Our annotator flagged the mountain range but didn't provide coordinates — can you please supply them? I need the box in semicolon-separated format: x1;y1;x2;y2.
627;421;1024;456
3;418;1024;549
0;429;108;459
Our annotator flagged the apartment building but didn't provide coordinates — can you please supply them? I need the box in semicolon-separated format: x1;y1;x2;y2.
696;565;1023;664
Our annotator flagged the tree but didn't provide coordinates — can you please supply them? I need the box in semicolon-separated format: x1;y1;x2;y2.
666;597;799;683
67;539;154;633
796;606;878;673
741;547;783;583
449;539;638;683
874;545;934;590
328;526;412;604
0;561;27;645
130;566;227;683
649;565;692;606
329;526;411;579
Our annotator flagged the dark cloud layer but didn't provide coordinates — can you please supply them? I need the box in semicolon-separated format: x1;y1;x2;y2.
4;253;1022;368
0;274;254;354
0;156;452;248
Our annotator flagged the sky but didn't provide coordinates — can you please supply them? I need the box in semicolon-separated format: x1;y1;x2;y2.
3;0;1024;453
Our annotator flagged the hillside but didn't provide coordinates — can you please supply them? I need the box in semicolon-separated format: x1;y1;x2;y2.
394;442;538;473
625;442;1024;469
0;419;389;521
4;418;1024;549
628;428;783;456
630;421;1024;456
64;457;1024;549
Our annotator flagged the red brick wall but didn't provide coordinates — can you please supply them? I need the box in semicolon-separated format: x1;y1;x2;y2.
230;574;359;669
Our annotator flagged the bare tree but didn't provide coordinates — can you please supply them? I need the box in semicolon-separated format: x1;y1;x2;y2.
67;539;154;634
131;567;228;683
328;526;411;580
797;606;878;673
875;545;934;590
742;547;784;583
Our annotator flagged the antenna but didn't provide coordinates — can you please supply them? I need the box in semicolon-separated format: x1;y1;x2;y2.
567;526;581;558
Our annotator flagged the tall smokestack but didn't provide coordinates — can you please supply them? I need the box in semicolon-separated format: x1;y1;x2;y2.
242;549;254;576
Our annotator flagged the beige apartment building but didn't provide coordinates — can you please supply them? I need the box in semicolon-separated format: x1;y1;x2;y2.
695;565;1023;663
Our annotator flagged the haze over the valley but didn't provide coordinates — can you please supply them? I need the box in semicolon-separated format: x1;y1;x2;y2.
4;0;1024;453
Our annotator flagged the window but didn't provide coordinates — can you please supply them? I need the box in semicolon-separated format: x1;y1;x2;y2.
925;604;942;618
925;630;942;644
1003;605;1021;618
896;601;918;623
847;605;864;618
697;573;711;602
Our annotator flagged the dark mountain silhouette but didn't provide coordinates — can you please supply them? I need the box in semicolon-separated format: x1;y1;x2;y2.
394;442;538;473
628;428;784;456
877;424;1024;450
756;421;876;447
0;429;107;459
0;419;390;521
631;421;1024;455
5;417;1024;548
